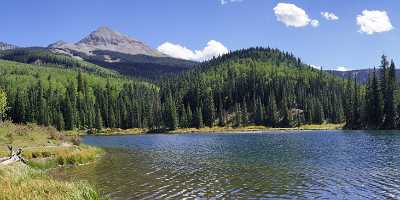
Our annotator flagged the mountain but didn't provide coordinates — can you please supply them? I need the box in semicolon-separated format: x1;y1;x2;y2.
0;42;18;51
49;26;164;57
328;69;400;83
48;27;196;79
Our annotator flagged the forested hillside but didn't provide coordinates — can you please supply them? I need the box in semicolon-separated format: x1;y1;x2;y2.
2;47;399;131
159;47;349;129
0;48;120;77
0;59;160;131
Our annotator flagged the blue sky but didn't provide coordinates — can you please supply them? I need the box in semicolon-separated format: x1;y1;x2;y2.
1;0;400;70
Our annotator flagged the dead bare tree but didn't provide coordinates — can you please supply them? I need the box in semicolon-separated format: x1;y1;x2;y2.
0;145;27;165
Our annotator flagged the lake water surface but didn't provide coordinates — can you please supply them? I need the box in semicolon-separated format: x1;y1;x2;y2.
53;131;400;199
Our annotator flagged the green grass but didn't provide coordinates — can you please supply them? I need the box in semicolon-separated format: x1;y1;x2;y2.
0;122;103;168
169;123;344;133
0;163;100;200
0;122;104;199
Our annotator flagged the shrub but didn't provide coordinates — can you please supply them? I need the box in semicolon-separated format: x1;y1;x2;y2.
70;136;81;146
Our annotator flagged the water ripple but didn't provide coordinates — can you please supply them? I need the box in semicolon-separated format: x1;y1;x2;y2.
51;131;400;199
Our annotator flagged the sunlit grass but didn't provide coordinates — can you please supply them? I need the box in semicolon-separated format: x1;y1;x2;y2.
0;122;104;199
170;123;344;133
0;163;100;200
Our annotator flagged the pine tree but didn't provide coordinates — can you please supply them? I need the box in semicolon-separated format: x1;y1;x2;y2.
344;76;354;127
56;111;65;131
164;92;177;130
280;94;291;127
234;103;242;127
179;105;188;128
254;98;264;125
369;69;382;129
312;99;324;124
241;99;248;126
94;105;103;130
194;106;204;129
0;88;6;122
77;71;84;93
218;93;225;126
382;60;396;129
351;77;362;129
187;104;193;128
266;92;278;127
203;88;215;127
64;97;75;130
13;89;25;123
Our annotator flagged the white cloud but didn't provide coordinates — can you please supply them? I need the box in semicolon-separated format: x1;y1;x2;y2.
310;19;319;27
337;66;348;71
220;0;242;5
273;3;318;28
321;12;339;21
309;64;320;69
357;10;393;35
157;40;229;61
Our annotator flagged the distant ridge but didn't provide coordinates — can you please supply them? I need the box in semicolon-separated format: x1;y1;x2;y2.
328;69;400;83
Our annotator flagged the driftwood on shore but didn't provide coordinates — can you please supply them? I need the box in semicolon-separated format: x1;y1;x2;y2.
0;145;27;166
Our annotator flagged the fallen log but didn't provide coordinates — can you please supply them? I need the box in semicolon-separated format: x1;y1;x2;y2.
0;145;27;166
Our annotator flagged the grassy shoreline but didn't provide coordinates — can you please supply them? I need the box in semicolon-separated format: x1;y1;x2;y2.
169;124;344;134
64;123;344;136
0;122;103;200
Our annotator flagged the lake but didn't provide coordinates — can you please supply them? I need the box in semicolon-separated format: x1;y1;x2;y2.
53;131;400;199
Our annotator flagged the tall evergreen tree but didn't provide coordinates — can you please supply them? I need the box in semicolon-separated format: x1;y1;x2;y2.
194;106;204;129
187;104;193;128
56;111;65;131
94;105;103;130
164;91;177;130
266;92;278;127
179;105;188;128
351;77;362;129
203;88;215;127
382;60;396;129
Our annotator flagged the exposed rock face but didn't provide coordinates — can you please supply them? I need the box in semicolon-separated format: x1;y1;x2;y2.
0;42;18;50
49;27;165;57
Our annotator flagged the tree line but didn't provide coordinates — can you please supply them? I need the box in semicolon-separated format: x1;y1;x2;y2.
1;48;399;131
345;55;399;129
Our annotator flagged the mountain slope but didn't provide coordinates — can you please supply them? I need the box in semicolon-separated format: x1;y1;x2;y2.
0;48;120;77
83;50;196;79
48;27;197;79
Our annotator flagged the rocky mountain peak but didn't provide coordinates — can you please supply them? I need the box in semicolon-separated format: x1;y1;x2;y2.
77;26;139;46
49;26;164;57
0;42;18;51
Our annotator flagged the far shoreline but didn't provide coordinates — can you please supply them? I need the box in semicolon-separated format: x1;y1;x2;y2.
64;123;345;136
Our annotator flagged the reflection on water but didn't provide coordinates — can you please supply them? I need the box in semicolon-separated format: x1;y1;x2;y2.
52;131;400;199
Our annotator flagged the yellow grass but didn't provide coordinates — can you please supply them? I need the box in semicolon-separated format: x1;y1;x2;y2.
0;163;100;200
0;122;103;169
0;122;104;199
64;127;147;136
170;123;344;134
